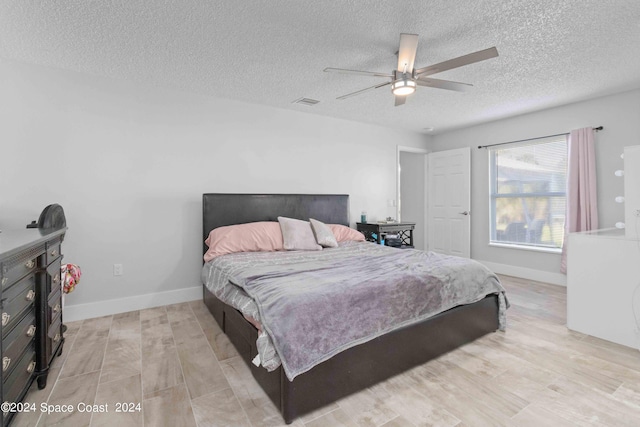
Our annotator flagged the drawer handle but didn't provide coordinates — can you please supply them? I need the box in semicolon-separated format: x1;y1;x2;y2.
27;325;36;337
2;357;10;372
53;333;61;343
26;289;36;302
25;259;35;269
51;249;58;257
1;312;10;327
1;277;6;286
53;273;60;284
27;361;36;374
52;303;61;314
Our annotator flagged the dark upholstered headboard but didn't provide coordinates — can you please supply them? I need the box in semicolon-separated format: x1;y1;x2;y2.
202;194;350;255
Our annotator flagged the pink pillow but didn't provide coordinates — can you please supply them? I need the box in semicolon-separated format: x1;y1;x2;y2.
328;224;365;242
204;222;283;261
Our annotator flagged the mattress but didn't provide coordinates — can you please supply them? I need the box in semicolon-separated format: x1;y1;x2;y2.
201;241;508;380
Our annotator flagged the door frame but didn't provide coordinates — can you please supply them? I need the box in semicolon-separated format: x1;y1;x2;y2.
396;145;429;250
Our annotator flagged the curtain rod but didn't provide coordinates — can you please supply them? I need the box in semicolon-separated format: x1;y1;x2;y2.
477;126;603;149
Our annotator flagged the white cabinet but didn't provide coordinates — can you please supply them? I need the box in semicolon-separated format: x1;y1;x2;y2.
567;228;640;348
624;145;640;239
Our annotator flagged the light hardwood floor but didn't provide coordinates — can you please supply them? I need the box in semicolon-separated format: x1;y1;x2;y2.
12;275;640;427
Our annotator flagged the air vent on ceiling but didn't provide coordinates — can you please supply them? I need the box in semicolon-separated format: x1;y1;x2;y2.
292;97;320;106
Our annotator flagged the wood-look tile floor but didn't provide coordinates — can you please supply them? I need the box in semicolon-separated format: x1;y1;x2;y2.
12;275;640;427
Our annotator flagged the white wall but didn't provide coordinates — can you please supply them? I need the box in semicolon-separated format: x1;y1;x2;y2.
429;89;640;284
0;59;428;320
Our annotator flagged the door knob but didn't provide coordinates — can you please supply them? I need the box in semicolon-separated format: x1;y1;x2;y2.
459;211;470;216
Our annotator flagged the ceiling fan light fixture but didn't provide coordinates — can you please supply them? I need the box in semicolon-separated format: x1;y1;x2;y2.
391;78;416;96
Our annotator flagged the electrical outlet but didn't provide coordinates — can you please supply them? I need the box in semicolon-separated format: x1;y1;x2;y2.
113;264;123;276
635;209;640;218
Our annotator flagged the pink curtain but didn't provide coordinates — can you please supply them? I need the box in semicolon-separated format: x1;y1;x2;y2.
561;127;598;273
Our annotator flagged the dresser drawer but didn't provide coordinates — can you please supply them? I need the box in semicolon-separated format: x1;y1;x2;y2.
1;275;36;337
0;245;43;290
48;289;62;324
38;289;62;370
2;313;35;380
49;314;62;340
2;348;35;414
46;259;62;297
48;315;63;347
45;240;62;265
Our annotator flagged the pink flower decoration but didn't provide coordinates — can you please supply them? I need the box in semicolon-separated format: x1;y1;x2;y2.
60;263;82;294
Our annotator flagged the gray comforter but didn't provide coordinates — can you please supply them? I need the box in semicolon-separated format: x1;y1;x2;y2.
202;241;507;380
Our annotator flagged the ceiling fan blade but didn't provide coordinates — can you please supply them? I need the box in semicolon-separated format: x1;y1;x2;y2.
397;33;419;73
414;46;499;77
336;81;392;100
416;77;473;92
394;95;407;107
324;68;394;78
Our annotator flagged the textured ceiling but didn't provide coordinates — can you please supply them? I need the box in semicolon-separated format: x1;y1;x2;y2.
2;0;640;134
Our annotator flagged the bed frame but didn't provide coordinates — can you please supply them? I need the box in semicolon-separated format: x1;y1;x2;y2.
202;193;499;424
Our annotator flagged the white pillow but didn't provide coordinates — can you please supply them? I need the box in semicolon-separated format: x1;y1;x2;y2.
309;218;338;248
277;217;322;251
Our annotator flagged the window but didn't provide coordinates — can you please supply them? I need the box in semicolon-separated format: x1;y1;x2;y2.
489;135;567;251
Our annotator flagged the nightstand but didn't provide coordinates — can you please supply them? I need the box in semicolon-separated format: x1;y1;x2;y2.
356;222;415;248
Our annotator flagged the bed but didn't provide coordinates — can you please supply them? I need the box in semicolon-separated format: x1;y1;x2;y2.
201;193;505;424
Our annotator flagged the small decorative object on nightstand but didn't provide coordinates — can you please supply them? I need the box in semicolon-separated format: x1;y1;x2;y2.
356;222;415;248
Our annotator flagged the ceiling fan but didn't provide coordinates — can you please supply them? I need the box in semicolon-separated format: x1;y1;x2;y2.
324;33;499;106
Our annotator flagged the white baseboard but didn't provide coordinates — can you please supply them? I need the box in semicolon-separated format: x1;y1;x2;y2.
477;260;566;286
63;286;203;322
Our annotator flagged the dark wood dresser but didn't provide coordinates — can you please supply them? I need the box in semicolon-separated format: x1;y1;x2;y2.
0;227;66;426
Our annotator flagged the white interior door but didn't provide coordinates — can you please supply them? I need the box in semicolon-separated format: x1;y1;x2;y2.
427;147;471;258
